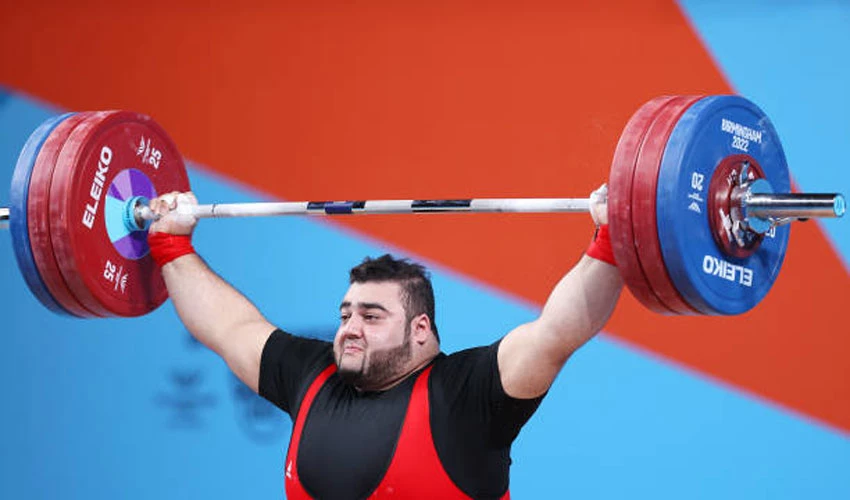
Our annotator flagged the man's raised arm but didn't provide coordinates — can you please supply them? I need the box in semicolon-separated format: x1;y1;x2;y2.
498;187;624;399
148;192;276;393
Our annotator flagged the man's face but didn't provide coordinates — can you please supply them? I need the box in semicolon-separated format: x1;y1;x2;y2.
334;281;412;390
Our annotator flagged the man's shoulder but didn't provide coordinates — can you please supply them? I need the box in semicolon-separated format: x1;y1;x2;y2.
259;329;335;415
266;329;333;353
436;339;501;364
262;329;335;378
430;339;502;387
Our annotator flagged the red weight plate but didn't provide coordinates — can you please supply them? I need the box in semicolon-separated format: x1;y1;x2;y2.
49;111;191;317
27;112;101;318
631;95;704;314
608;96;676;314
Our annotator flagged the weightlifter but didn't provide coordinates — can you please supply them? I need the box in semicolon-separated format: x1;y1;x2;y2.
146;187;623;499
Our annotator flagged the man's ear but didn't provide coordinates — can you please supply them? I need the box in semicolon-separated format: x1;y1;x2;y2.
411;314;432;345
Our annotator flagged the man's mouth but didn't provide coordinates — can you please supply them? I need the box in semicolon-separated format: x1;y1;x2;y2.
343;344;364;355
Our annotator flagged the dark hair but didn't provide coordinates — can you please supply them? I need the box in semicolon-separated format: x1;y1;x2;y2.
349;254;439;342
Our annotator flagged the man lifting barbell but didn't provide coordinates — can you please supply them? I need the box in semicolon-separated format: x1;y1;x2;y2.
145;186;621;499
2;94;844;498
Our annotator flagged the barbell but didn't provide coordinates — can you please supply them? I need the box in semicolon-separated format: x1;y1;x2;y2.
0;96;844;318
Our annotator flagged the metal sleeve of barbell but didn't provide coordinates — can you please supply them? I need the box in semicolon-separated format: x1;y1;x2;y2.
745;193;846;219
135;198;593;220
0;207;8;230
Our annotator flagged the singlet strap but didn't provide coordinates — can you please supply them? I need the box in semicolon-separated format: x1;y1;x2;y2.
284;364;336;499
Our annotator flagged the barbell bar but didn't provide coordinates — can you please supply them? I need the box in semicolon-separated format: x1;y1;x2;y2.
5;192;842;235
2;193;843;228
5;192;842;226
0;96;845;318
138;191;841;221
744;193;845;219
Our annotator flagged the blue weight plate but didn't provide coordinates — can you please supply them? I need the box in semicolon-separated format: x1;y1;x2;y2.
656;95;791;315
9;112;76;315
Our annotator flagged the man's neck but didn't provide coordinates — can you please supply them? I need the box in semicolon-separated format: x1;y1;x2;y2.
355;353;439;393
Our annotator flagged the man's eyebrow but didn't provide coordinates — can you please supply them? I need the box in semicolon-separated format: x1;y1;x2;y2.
339;301;389;312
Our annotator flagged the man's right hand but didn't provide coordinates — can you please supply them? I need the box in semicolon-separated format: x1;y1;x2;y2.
148;191;199;235
589;183;608;226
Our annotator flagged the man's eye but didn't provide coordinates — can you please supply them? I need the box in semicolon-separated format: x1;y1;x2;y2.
340;314;350;322
364;315;378;321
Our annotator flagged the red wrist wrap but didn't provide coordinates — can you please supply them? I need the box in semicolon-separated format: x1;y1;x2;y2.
586;225;616;266
148;232;196;268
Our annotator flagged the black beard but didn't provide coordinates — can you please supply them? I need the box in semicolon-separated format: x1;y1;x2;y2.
337;332;412;390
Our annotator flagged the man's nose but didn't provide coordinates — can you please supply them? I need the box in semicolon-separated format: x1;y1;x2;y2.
342;316;364;337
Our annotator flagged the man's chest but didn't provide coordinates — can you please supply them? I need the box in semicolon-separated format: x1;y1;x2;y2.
295;379;415;499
